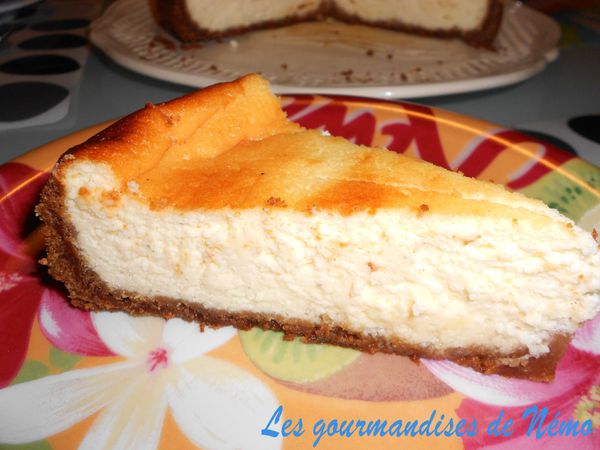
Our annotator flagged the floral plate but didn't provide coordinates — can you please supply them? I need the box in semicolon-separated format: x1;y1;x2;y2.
0;95;599;450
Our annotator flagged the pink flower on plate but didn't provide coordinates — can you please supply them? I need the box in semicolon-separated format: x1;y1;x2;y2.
0;163;51;387
423;313;600;449
0;163;47;271
0;162;111;387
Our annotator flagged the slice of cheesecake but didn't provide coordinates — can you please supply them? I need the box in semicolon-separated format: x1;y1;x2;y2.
149;0;504;47
38;74;600;381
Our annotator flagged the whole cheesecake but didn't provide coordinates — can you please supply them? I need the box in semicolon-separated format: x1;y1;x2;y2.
37;74;600;381
149;0;505;47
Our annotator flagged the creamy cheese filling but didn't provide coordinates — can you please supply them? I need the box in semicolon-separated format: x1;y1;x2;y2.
185;0;491;33
334;0;491;31
185;0;321;32
64;162;600;358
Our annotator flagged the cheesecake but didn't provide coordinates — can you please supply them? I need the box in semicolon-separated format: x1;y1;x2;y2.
149;0;504;47
37;74;600;381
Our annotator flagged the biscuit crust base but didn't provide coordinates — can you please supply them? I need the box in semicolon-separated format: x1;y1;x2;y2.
148;0;504;48
38;174;568;382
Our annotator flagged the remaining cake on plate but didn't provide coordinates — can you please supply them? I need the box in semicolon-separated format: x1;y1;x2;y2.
37;74;600;381
149;0;505;47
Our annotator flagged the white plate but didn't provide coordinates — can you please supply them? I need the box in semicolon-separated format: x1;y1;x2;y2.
90;0;560;99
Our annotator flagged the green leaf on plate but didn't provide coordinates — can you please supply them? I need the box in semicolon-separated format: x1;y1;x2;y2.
518;158;600;222
49;347;80;371
10;360;49;385
239;327;360;383
0;440;53;450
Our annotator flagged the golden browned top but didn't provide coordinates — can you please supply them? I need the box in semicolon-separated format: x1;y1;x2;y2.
56;74;552;220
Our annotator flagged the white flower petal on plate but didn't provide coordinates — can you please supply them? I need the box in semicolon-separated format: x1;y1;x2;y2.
0;361;138;444
422;359;576;407
571;312;600;355
167;356;282;450
79;373;168;450
92;311;165;358
163;318;237;364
